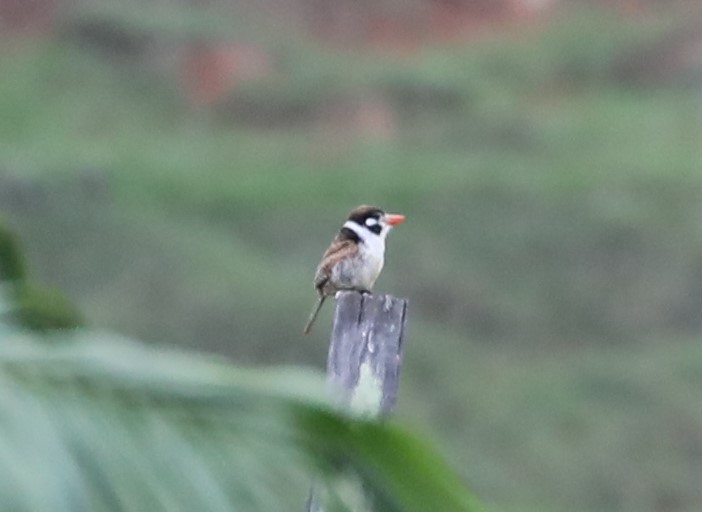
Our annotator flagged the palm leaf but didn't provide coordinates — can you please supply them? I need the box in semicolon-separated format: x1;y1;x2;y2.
0;315;482;512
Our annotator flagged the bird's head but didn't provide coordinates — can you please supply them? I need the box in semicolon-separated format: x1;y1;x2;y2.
345;205;405;241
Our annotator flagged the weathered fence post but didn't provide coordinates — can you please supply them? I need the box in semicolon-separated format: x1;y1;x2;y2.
307;290;409;511
326;291;408;415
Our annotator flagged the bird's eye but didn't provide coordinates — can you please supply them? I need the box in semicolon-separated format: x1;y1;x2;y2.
365;217;378;227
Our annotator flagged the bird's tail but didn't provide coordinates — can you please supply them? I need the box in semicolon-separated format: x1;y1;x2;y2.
303;296;327;335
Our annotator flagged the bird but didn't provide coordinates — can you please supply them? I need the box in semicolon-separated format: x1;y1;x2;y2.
303;205;405;334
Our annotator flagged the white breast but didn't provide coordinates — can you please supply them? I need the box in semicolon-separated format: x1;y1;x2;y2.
356;236;385;289
339;220;387;291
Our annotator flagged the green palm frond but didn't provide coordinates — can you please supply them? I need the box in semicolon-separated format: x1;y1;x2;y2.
0;315;481;512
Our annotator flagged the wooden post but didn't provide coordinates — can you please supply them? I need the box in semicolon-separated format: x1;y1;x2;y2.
307;291;408;511
326;291;408;415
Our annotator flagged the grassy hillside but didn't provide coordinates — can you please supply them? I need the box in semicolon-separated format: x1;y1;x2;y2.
1;3;702;511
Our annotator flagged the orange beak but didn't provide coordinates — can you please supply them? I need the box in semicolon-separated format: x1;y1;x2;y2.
385;213;405;226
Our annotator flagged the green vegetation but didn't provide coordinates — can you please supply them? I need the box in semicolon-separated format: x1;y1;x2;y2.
1;2;701;511
0;297;481;512
0;222;82;331
11;283;83;331
0;219;27;282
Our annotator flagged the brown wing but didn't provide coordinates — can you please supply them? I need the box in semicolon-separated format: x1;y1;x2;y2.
314;239;358;293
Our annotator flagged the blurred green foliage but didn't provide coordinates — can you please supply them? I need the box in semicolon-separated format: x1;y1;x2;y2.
0;222;82;331
1;2;701;511
0;303;481;512
0;219;27;282
12;284;83;332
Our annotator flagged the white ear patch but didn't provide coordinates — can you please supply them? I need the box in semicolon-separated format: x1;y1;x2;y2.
365;217;379;227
